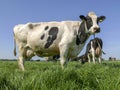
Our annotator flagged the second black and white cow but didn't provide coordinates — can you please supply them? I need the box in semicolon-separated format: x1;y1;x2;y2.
83;37;105;63
13;12;105;71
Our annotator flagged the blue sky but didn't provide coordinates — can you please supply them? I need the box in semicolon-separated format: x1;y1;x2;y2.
0;0;120;60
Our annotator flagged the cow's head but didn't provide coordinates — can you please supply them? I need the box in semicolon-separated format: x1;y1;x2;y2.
79;12;106;34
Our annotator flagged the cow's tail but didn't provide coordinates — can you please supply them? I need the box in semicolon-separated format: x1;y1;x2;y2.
13;32;17;56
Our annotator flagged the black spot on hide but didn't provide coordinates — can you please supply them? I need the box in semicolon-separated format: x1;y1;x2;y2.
44;26;49;30
40;34;45;40
45;27;58;48
28;23;33;29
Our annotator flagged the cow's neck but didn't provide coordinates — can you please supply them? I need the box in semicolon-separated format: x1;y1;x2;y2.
76;21;90;45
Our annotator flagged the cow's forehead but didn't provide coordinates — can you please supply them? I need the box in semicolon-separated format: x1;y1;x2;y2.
87;12;97;18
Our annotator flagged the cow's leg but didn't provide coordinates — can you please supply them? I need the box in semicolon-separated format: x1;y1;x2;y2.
59;44;69;69
90;42;95;63
18;56;25;71
91;49;95;63
88;54;91;63
98;56;102;63
92;52;95;63
60;56;68;69
18;45;26;71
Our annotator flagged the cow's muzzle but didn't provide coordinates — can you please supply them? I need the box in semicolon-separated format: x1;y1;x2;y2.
94;27;100;33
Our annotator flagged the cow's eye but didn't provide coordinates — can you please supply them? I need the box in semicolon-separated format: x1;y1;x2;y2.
87;19;90;22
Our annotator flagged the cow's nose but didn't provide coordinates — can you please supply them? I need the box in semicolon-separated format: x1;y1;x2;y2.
94;27;100;33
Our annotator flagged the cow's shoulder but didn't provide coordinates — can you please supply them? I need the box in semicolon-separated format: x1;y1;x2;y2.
62;21;81;32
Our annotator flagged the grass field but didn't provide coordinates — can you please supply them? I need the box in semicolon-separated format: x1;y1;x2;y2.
0;60;120;90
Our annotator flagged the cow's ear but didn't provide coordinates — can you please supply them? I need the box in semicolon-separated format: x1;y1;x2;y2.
98;16;106;22
79;15;87;21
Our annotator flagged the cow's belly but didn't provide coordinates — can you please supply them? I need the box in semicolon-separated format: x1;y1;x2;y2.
27;37;60;56
28;42;60;57
35;51;59;57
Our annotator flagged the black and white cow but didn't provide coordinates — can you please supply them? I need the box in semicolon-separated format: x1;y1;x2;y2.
13;12;106;71
83;37;105;63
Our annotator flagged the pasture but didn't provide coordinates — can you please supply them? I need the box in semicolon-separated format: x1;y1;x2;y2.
0;60;120;90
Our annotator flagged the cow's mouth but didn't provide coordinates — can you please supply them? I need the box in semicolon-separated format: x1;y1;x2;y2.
94;27;100;33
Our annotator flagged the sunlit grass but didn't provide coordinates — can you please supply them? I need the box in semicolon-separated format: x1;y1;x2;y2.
0;60;120;90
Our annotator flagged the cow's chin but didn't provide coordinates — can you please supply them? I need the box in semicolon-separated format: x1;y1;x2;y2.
87;31;94;35
88;30;99;35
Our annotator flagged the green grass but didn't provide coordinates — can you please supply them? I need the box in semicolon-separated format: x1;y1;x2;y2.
0;60;120;90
